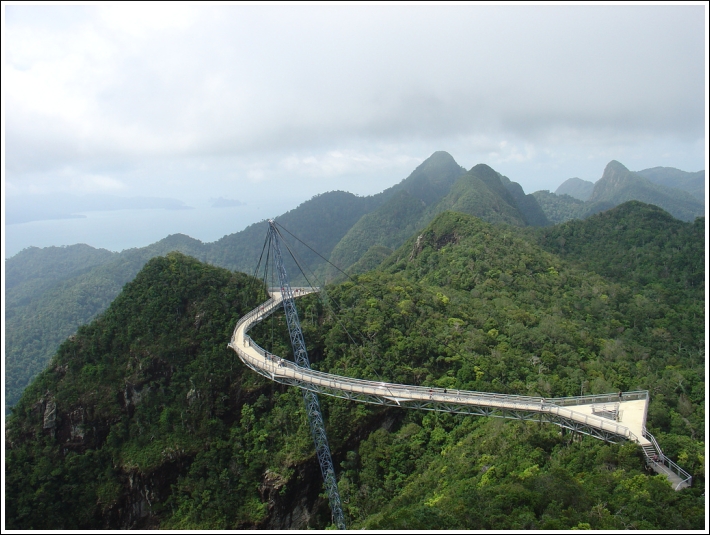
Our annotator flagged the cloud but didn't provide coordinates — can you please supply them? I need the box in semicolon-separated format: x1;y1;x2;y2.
3;4;706;233
281;149;422;180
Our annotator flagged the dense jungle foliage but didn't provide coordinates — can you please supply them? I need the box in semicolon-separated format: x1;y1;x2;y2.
4;235;208;412
532;190;589;224
5;204;705;530
8;154;703;415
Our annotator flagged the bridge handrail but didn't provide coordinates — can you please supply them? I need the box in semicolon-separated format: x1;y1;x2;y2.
232;298;614;405
238;301;647;412
231;298;639;443
551;391;649;406
233;298;276;331
237;337;640;442
643;427;692;490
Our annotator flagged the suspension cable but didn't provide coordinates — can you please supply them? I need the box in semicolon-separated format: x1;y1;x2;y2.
271;224;389;383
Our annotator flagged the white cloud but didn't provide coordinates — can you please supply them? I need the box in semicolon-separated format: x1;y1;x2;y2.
246;166;266;183
98;4;197;36
3;4;706;250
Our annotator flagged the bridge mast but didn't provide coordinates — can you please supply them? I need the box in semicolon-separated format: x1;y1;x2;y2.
267;220;346;530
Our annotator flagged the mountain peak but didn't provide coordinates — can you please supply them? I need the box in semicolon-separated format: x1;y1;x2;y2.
423;150;457;164
412;151;463;177
469;163;497;175
555;177;595;201
588;160;704;221
603;160;630;176
390;151;466;204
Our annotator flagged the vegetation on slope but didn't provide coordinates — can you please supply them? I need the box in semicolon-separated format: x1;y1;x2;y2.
5;244;117;293
5;203;705;529
327;151;465;275
532;190;587;224
4;253;383;529
206;190;383;278
588;161;703;222
10;153;701;415
328;157;550;277
636;166;705;200
313;210;705;528
4;235;207;411
4;190;378;412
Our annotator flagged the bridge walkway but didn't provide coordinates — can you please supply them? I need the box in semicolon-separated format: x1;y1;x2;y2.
228;289;691;489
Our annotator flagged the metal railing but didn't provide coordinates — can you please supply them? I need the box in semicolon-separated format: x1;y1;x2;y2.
642;427;692;490
231;295;642;444
551;391;648;407
236;339;642;443
231;294;701;491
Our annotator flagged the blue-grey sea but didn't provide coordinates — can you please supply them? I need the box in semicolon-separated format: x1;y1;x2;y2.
4;204;284;259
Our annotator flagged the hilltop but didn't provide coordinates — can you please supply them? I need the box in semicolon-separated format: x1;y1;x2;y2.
5;152;548;411
5;203;705;529
5;152;704;413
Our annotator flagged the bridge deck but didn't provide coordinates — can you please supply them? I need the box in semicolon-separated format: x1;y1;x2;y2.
229;290;650;446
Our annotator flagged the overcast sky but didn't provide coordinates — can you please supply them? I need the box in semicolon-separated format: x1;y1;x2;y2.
2;3;708;256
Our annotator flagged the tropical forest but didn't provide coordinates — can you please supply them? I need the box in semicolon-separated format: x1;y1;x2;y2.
4;152;706;530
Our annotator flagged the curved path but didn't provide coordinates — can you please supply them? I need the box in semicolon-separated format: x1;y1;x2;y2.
229;290;654;444
229;289;692;489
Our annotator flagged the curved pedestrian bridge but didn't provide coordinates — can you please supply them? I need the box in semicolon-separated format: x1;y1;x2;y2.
228;288;691;490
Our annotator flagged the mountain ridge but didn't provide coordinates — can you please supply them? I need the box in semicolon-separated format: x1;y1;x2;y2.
4;153;704;412
5;204;704;529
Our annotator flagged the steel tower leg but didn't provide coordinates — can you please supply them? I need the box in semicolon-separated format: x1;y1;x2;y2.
268;221;346;530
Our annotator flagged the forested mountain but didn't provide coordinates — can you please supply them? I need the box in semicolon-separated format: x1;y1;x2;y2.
5;244;117;293
327;151;466;274
587;161;703;221
555;177;595;201
4;152;545;412
530;201;704;294
5;235;208;411
205;189;384;276
4;153;704;415
498;173;550;227
531;190;588;224
537;161;704;225
426;163;533;227
329;160;549;277
5;190;381;412
637;166;705;199
5;205;705;530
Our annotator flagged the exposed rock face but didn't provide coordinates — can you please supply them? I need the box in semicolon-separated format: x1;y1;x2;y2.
409;234;424;260
260;458;330;530
124;382;146;407
43;399;57;431
68;408;86;441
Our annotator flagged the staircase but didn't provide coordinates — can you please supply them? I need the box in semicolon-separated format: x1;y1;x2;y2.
641;428;692;490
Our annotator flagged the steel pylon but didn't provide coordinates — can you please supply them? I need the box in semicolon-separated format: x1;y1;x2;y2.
268;221;346;530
